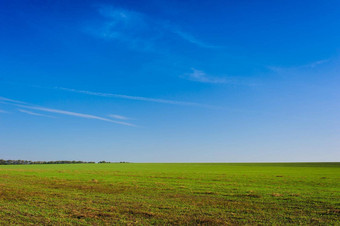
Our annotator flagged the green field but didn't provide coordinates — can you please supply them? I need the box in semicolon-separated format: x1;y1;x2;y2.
0;163;339;225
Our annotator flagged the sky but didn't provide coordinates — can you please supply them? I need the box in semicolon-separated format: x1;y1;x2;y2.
0;0;339;162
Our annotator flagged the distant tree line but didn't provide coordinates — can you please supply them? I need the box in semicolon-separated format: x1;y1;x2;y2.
98;161;129;164
0;159;96;165
0;159;129;165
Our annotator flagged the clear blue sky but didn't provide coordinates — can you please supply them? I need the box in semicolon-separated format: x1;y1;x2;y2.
1;0;339;162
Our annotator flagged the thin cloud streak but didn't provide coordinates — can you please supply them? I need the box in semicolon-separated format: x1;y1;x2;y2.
172;30;221;49
0;96;27;104
0;109;8;113
0;96;135;127
308;59;330;68
268;59;330;72
109;114;130;120
17;105;135;127
182;68;230;84
181;68;261;87
56;87;216;108
18;109;55;118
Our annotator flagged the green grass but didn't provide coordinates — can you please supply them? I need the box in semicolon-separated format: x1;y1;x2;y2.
0;163;339;225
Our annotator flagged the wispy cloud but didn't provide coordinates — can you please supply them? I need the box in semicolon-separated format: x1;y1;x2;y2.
108;114;130;120
17;105;135;127
0;96;135;127
56;87;215;108
181;69;260;86
0;96;27;104
90;6;156;50
181;68;231;84
86;5;219;50
268;59;330;72
18;109;55;118
0;109;8;113
307;59;330;68
172;30;220;49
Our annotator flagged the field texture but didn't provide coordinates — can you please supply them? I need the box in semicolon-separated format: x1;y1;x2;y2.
0;163;339;225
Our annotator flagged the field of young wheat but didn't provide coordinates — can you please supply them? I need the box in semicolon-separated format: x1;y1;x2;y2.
0;163;339;224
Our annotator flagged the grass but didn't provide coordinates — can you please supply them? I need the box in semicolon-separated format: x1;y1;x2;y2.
0;163;339;225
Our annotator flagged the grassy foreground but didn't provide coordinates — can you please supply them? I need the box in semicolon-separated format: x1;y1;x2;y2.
0;163;339;225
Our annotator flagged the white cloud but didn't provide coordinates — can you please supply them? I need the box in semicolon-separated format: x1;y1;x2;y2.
108;114;130;120
307;59;330;68
0;96;27;104
86;6;159;50
0;96;135;127
0;109;8;113
18;109;54;118
182;68;230;84
268;59;330;72
172;30;220;49
56;87;215;108
17;104;135;127
87;5;219;50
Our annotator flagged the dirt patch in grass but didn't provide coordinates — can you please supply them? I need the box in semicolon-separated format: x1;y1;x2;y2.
271;193;283;197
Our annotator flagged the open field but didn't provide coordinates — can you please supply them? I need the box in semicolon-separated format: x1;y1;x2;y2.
0;163;339;225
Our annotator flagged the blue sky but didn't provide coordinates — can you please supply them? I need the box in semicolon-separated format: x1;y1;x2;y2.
1;0;339;162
